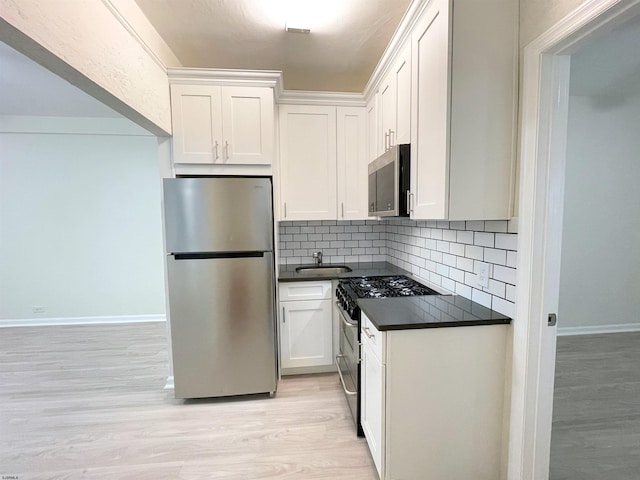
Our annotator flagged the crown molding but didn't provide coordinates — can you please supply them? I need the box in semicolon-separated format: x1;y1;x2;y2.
277;90;366;107
167;67;284;90
362;0;430;100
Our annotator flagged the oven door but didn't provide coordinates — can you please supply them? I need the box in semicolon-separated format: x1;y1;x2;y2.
336;303;359;429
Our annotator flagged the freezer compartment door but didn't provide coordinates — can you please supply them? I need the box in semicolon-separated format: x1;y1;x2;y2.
164;177;273;253
168;252;277;398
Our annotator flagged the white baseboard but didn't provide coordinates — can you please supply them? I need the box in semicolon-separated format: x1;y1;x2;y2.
0;314;166;328
164;376;174;390
557;323;640;336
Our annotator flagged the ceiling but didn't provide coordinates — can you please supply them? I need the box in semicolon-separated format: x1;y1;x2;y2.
134;0;412;92
0;42;121;118
570;13;640;97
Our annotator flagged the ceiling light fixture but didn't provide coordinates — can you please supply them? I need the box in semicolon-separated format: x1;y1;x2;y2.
285;25;311;34
284;0;313;33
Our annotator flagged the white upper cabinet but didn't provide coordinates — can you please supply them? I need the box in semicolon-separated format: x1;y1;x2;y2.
393;45;412;146
410;0;517;220
220;87;274;165
171;84;274;165
366;95;379;161
411;0;450;220
279;104;368;221
279;105;337;221
378;44;412;153
337;107;368;220
379;74;396;153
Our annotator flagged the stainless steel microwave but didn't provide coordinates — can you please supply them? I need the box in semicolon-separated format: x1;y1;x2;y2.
368;144;411;217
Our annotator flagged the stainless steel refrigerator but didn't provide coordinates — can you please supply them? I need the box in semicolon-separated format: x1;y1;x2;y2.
163;177;277;399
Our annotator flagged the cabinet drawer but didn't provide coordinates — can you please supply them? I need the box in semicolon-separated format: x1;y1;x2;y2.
279;281;332;302
361;312;385;364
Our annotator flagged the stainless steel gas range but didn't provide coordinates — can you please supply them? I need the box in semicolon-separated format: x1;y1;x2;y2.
334;275;438;436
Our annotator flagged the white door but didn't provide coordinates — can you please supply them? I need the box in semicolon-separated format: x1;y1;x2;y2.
361;338;385;478
220;87;274;165
336;107;368;220
410;0;450;220
279;105;337;221
279;299;333;369
170;84;223;164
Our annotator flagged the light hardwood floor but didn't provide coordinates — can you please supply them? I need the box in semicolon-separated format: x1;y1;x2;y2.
550;332;640;480
0;322;377;479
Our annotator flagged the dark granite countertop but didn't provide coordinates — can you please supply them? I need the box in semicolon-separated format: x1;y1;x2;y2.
278;262;413;282
358;295;512;331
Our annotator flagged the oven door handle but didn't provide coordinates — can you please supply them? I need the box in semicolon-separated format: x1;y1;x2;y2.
336;302;358;328
336;355;357;396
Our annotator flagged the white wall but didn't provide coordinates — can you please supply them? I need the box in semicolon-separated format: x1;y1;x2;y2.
558;95;640;331
0;117;166;322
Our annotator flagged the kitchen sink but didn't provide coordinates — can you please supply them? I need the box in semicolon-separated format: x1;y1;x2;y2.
295;265;353;276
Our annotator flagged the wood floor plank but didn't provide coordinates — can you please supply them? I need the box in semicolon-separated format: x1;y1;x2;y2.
550;332;640;480
0;323;377;479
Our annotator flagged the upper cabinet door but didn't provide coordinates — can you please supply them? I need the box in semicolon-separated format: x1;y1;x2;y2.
410;0;450;220
220;87;274;165
171;84;223;164
394;44;412;145
279;105;337;221
337;107;368;220
366;95;379;162
379;74;397;153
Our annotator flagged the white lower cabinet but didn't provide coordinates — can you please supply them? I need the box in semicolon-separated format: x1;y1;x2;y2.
360;312;508;480
360;333;385;477
278;282;334;371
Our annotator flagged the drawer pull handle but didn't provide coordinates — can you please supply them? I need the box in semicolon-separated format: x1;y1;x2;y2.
363;326;375;339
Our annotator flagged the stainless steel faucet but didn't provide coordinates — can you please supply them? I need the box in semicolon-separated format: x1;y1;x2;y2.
313;251;323;266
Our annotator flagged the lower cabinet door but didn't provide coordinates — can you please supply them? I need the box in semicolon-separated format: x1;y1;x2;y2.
361;339;385;478
279;299;333;369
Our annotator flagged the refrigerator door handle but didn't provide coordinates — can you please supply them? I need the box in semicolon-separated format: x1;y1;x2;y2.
173;252;266;260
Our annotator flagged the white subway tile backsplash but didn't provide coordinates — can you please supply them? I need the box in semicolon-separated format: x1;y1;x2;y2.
496;233;517;251
474;232;495;247
441;276;456;292
493;265;517;285
492;297;515;318
449;267;465;283
456;282;472;298
472;288;492;309
486;279;506;298
449;242;465;257
457;230;474;245
457;256;474;272
280;218;517;318
484;220;508;233
465;245;484;261
443;229;457;242
484;248;507;266
466;220;485;231
442;253;457;267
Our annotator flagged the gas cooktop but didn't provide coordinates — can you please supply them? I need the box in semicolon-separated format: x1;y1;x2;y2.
336;275;438;321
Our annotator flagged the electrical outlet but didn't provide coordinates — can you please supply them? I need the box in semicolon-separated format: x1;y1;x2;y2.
32;306;45;314
477;263;490;288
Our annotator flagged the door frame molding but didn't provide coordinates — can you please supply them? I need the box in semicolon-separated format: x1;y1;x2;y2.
508;0;640;478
